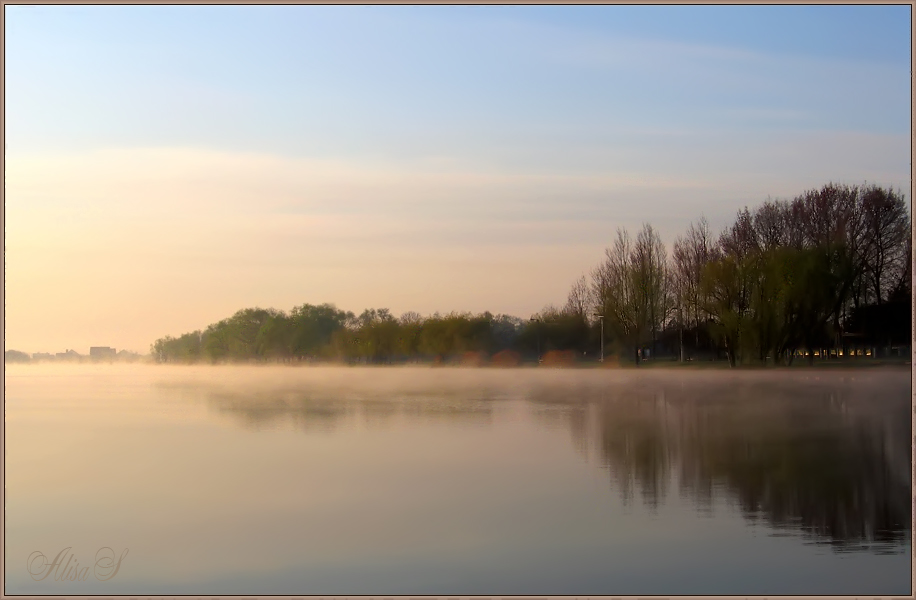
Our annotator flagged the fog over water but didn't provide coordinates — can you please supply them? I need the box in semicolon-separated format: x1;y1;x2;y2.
5;364;911;595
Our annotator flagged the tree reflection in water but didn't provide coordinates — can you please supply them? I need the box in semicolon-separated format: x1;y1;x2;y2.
165;369;910;554
530;374;911;554
185;385;499;432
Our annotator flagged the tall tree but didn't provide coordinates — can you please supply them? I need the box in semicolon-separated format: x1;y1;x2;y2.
704;209;759;366
593;229;643;363
635;223;670;358
752;198;791;253
860;185;909;305
565;275;590;320
592;225;668;364
671;238;690;361
678;217;714;349
792;183;866;347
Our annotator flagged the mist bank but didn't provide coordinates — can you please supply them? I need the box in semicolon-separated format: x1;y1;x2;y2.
4;348;146;364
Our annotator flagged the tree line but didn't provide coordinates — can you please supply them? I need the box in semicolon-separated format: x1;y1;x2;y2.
152;182;910;366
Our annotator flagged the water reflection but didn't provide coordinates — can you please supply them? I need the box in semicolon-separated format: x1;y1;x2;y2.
157;380;499;432
208;391;353;432
530;374;911;554
159;370;910;555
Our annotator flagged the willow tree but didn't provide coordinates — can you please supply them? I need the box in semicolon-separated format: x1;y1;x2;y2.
701;209;758;367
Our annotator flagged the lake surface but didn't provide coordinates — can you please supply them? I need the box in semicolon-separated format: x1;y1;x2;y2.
4;364;912;595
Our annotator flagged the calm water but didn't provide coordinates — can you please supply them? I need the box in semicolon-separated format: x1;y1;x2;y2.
4;364;912;595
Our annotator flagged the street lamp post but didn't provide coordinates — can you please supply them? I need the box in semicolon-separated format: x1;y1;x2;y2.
529;317;541;364
595;314;605;363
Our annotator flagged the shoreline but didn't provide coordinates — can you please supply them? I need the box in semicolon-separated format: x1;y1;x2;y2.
8;358;911;370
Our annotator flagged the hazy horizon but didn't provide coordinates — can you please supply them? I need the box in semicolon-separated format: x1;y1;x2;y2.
5;5;911;354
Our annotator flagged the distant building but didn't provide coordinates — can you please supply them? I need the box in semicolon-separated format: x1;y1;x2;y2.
31;352;54;361
90;346;117;359
56;349;82;361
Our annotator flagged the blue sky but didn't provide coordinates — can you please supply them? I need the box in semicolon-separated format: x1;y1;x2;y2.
4;5;912;353
6;5;911;154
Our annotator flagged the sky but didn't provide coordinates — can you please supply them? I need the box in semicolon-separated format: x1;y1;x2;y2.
4;5;912;354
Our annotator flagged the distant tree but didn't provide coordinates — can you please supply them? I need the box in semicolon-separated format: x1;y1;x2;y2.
5;350;30;363
592;224;667;364
888;233;912;302
635;223;670;357
702;254;750;367
289;303;351;359
399;311;423;325
397;312;424;359
672;217;714;351
792;183;866;343
670;239;690;361
704;207;766;366
203;322;231;362
593;229;642;363
752;198;791;253
565;275;590;320
255;312;293;361
491;314;524;351
534;304;590;355
860;185;909;305
147;181;909;368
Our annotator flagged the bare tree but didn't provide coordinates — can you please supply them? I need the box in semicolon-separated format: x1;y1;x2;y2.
673;217;715;350
860;185;909;304
635;223;669;358
889;233;912;301
398;311;423;325
592;229;642;363
591;224;668;364
565;274;590;319
791;183;866;346
753;198;790;253
671;236;691;361
794;183;862;252
719;207;760;260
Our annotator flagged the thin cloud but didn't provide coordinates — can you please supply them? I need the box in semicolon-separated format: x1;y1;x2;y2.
721;108;808;121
